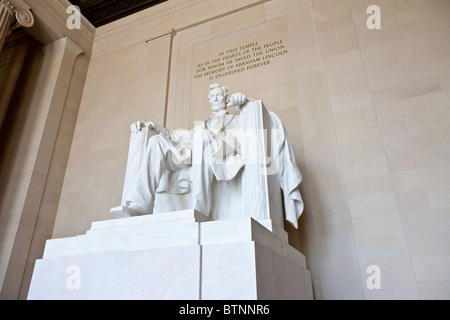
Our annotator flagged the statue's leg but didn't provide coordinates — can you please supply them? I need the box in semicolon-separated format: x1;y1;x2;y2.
191;160;215;217
124;135;172;215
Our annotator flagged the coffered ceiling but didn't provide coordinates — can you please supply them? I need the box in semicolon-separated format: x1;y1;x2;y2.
69;0;168;27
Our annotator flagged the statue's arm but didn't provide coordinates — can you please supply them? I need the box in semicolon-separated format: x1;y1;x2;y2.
130;120;186;143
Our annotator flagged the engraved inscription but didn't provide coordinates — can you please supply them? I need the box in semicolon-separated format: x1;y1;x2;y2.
194;40;288;80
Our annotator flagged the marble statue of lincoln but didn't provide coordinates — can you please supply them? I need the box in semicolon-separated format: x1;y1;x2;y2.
113;83;304;228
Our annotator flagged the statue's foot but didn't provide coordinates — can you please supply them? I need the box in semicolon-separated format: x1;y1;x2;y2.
124;200;150;216
110;205;130;218
110;201;151;218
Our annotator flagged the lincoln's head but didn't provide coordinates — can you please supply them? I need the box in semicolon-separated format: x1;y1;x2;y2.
208;83;229;112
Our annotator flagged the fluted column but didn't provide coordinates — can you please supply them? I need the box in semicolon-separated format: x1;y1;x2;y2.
0;0;34;53
0;1;14;53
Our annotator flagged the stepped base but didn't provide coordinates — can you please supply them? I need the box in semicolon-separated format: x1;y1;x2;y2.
28;210;313;300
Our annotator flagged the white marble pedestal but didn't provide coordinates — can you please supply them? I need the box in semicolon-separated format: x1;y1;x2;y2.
28;210;313;300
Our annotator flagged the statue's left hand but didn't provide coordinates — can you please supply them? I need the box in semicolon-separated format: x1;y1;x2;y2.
227;92;248;108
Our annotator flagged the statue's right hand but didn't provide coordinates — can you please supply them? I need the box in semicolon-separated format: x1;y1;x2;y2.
130;120;154;133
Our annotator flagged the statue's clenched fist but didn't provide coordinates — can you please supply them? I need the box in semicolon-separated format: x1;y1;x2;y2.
227;92;248;108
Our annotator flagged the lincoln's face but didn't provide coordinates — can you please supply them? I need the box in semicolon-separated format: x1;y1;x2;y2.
208;87;227;112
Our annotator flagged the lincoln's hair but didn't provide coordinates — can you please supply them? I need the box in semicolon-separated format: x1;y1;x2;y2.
208;83;229;103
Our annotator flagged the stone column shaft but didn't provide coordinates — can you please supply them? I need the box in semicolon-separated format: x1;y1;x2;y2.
0;1;14;53
0;0;34;54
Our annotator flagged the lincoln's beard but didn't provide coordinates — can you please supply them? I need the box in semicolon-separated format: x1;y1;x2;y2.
210;103;226;113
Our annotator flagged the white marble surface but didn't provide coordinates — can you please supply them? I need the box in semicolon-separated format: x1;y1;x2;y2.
201;242;258;300
202;241;312;300
29;245;201;300
43;210;208;259
92;209;211;231
43;210;305;269
29;211;313;300
200;218;306;268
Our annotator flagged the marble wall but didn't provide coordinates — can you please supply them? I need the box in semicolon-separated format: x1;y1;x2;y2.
51;0;450;299
0;0;94;300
